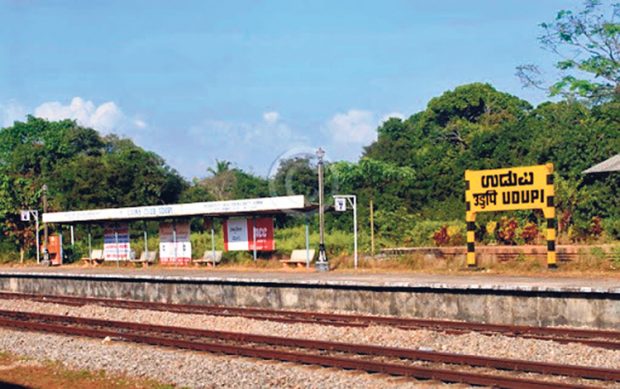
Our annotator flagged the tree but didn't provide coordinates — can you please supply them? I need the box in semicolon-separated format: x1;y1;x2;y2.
271;158;318;201
203;160;236;201
517;1;620;102
0;117;187;259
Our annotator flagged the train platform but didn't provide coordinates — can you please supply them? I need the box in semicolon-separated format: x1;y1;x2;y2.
0;265;618;294
0;266;617;329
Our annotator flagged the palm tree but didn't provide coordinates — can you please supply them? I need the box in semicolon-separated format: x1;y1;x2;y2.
208;160;231;176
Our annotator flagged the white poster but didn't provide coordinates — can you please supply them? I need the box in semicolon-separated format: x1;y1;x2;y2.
159;221;192;265
225;218;249;251
103;224;131;261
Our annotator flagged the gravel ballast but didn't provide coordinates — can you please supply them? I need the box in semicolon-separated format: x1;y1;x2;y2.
0;299;618;388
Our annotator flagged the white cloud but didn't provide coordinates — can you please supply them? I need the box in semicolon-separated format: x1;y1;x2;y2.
34;97;128;133
262;111;280;125
326;109;376;144
30;96;147;137
0;101;28;127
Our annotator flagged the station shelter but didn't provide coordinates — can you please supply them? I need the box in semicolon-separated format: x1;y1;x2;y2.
41;195;316;267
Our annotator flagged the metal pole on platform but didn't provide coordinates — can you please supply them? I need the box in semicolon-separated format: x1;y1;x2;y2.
70;225;75;247
42;184;49;263
172;221;177;265
351;196;358;269
34;211;40;264
143;221;148;259
305;214;310;269
88;226;92;262
370;199;375;257
315;147;328;271
252;216;257;262
114;229;119;268
211;218;216;266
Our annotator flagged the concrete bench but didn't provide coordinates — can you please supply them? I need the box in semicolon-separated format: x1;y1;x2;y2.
82;249;104;265
193;250;223;266
130;250;157;267
280;249;315;267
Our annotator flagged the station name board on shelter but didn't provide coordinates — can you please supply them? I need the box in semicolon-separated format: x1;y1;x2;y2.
42;195;305;223
465;164;553;213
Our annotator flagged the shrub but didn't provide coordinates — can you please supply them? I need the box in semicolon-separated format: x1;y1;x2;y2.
431;222;465;247
409;221;445;247
432;226;449;246
497;217;518;245
520;222;540;244
446;224;465;245
590;216;603;238
485;221;498;243
602;218;620;240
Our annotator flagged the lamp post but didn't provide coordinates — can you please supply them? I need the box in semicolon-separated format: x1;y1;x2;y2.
315;147;329;272
42;184;49;264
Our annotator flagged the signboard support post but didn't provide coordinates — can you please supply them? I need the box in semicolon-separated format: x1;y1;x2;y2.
465;163;556;269
333;195;358;269
70;225;75;246
544;165;557;268
466;212;477;268
20;210;40;264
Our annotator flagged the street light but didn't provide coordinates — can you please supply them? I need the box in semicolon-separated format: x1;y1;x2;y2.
42;184;49;264
315;147;329;272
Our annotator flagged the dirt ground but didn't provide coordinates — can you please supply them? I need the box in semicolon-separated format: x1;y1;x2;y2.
0;352;173;389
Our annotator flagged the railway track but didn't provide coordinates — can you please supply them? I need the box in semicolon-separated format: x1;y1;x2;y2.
0;291;618;350
0;309;616;388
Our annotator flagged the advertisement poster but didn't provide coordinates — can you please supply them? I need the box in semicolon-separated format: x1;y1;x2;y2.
223;217;274;251
103;223;131;261
159;221;192;265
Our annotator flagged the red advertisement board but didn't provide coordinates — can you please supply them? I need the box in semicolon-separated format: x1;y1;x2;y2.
223;217;275;251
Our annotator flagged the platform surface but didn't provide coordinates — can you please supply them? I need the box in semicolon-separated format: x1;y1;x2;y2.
0;266;618;294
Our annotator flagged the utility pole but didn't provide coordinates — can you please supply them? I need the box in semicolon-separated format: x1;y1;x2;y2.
315;147;329;272
370;199;375;257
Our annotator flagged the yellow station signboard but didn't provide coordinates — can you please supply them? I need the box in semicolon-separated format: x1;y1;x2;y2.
465;163;556;268
465;164;553;214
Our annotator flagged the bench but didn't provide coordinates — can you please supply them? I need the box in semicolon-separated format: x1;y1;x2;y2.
280;249;315;267
193;250;223;266
82;249;104;265
130;250;157;267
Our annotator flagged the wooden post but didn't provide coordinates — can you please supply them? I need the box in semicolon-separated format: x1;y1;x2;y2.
369;199;375;257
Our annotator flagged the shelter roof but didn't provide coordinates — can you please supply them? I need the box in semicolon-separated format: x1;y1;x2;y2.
43;195;313;224
582;154;620;174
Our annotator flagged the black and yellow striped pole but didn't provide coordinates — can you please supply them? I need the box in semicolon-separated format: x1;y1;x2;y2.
544;163;556;269
466;213;477;268
465;178;477;268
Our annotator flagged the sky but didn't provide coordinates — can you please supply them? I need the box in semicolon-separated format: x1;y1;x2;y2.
0;0;584;179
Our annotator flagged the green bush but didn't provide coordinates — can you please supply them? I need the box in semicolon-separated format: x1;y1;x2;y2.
408;220;465;247
602;217;620;240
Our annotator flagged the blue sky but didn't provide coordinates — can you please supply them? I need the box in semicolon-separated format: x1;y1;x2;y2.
0;0;583;178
